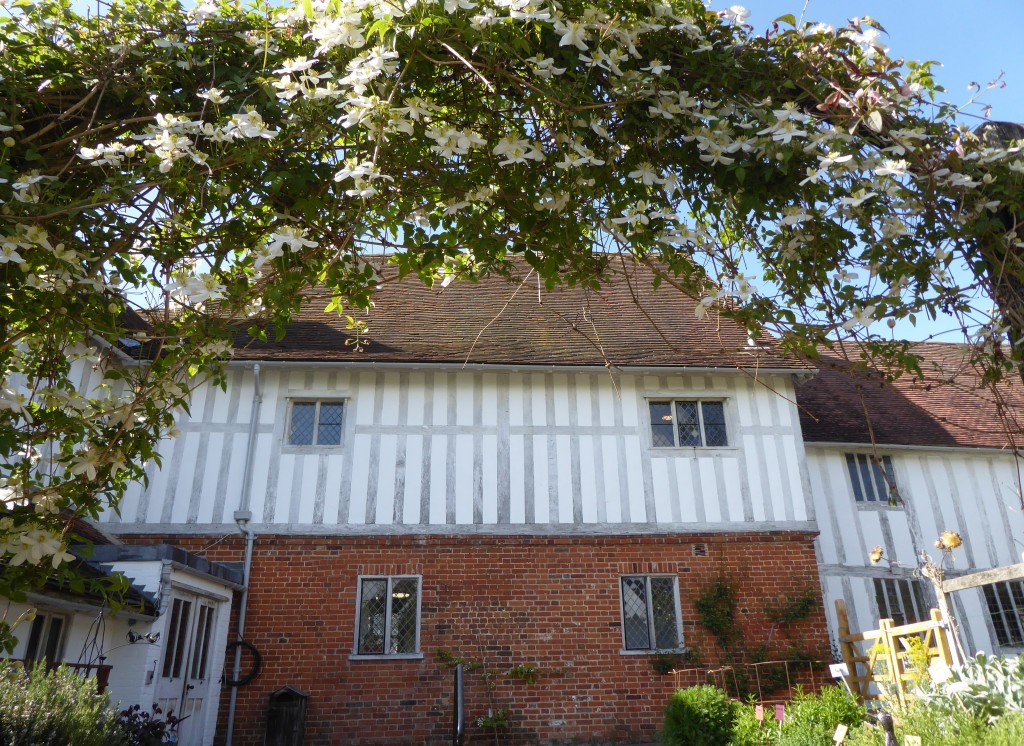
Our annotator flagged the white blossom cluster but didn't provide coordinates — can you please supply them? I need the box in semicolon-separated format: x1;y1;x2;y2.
0;520;74;569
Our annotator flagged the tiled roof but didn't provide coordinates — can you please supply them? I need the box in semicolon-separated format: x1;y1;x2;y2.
69;515;119;546
796;343;1024;449
233;262;807;370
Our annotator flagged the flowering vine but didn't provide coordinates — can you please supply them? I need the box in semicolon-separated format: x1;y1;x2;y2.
1;0;1022;643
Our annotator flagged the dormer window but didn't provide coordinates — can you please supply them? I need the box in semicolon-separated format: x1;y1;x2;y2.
287;400;344;446
649;400;728;448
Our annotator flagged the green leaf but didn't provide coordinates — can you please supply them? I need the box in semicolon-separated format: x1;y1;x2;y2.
773;14;796;27
860;16;888;34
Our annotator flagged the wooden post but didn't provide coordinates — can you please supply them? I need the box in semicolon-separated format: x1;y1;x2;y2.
835;600;864;702
878;618;905;706
930;608;954;670
920;558;966;667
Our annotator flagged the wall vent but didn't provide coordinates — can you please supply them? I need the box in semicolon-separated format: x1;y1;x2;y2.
691;543;709;558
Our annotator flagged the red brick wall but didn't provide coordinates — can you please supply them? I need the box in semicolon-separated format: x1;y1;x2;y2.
126;532;828;745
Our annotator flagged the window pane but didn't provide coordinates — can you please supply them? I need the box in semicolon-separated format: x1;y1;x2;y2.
191;605;215;680
897;580;922;625
651;424;675;448
389;579;419;654
25;615;46;661
1006;583;1024;645
985;584;1011;646
702;424;726;447
846;454;865;502
701;402;727;446
857;455;877;502
882;457;899;502
701;401;725;424
677;423;702;447
995;582;1024;646
170;600;192;678
675;401;699;424
869;458;889;502
650;578;679;650
886;581;907;626
675;402;701;446
289;402;316;445
621;577;651;650
910;581;929;623
317;403;343;445
43;617;63;662
650;402;673;424
650;403;674;447
162;599;183;678
873;579;897;624
358;579;388;654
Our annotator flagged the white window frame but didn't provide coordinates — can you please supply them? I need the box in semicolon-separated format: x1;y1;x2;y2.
647;399;729;450
351;575;423;660
982;580;1024;649
845;453;900;505
618;574;684;654
22;610;68;662
285;399;346;447
872;577;928;627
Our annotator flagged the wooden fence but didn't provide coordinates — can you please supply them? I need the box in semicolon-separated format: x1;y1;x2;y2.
835;599;954;706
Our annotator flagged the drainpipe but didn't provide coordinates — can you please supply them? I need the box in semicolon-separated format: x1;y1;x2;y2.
226;363;262;746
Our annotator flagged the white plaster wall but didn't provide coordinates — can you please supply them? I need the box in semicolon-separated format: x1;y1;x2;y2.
808;446;1024;656
2;599;156;711
104;365;813;535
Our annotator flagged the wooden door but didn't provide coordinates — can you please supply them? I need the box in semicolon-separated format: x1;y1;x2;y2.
156;594;218;745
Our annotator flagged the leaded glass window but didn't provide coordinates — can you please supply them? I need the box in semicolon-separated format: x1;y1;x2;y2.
288;400;344;446
356;576;421;655
620;575;682;651
846;453;899;503
872;577;928;627
983;581;1024;647
648;400;728;448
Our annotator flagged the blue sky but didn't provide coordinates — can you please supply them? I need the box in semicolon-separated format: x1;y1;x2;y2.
739;1;1024;125
714;2;1024;341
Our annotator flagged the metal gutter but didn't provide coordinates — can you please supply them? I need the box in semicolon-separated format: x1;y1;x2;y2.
225;359;812;377
225;363;262;746
803;441;1020;456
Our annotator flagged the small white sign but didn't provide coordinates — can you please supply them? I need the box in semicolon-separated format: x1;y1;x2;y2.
829;663;850;678
833;723;848;743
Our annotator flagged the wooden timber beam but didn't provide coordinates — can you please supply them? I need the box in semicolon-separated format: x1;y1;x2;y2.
941;563;1024;593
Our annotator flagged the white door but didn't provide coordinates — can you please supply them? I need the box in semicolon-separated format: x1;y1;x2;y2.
156;593;218;745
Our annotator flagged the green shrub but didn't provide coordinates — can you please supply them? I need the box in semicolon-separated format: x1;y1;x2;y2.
0;661;123;746
728;687;863;746
730;704;779;746
986;712;1024;745
778;686;864;745
663;685;738;746
845;700;990;746
842;653;1024;746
